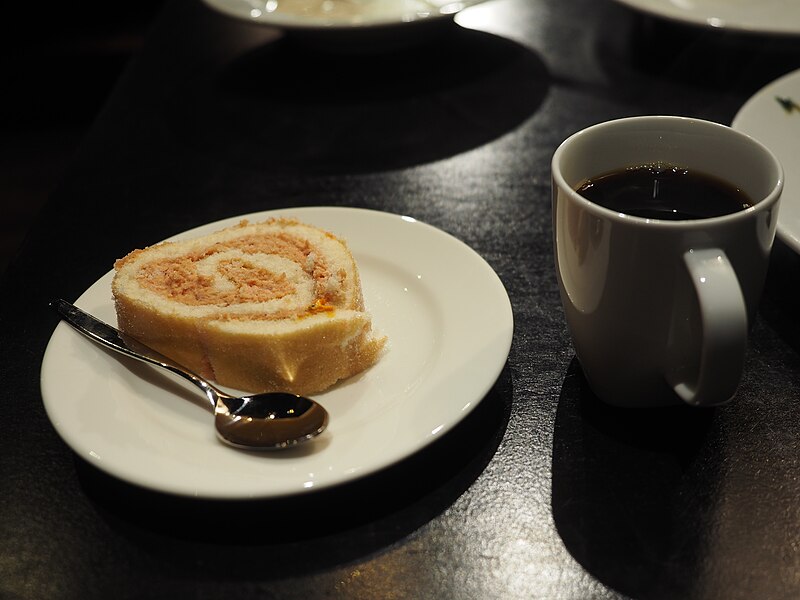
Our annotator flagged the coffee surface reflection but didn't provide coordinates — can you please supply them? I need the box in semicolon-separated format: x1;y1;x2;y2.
577;164;753;220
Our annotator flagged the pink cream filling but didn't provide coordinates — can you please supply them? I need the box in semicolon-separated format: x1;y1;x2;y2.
130;233;335;317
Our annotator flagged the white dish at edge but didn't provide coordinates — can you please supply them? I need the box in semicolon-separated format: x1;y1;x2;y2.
612;0;800;36
732;68;800;253
201;0;488;29
40;206;514;499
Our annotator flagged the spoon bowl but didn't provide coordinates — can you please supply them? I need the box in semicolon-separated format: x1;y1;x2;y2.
51;299;329;450
213;391;328;449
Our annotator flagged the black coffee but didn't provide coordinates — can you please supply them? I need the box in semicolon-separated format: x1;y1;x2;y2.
576;164;753;220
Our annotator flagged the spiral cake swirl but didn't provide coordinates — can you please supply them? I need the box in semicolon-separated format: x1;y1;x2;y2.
112;218;386;395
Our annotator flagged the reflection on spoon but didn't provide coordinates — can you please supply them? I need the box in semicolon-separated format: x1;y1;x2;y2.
50;299;329;450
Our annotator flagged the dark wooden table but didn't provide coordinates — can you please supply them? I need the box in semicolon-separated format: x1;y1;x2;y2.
4;0;800;598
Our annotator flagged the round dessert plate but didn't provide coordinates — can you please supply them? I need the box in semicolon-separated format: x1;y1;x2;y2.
40;207;513;499
612;0;800;36
200;0;488;29
732;68;800;253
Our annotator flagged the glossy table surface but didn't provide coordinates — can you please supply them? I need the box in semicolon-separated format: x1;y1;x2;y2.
3;0;800;598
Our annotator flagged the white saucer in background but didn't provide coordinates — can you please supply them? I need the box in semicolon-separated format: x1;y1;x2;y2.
733;69;800;253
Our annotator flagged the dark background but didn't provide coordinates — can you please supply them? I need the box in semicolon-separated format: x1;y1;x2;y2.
0;2;163;274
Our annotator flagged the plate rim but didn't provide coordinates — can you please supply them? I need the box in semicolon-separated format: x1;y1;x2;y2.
200;0;487;30
732;67;800;253
612;0;800;36
40;206;514;499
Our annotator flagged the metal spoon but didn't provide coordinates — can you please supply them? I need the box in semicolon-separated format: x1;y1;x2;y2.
50;299;329;450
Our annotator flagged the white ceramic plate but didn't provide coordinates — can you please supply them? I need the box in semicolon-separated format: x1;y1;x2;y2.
612;0;800;35
732;69;800;253
201;0;487;29
41;207;513;499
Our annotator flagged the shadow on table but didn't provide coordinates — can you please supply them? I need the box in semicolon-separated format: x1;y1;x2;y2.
592;8;800;119
170;21;550;174
75;364;512;578
759;238;800;357
628;17;800;90
551;359;718;600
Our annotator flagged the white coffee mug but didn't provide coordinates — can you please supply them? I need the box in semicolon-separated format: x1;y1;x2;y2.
552;116;783;407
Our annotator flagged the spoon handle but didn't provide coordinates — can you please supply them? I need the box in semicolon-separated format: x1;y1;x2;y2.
50;299;220;410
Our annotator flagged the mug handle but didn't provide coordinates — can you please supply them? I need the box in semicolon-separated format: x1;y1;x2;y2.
669;248;747;406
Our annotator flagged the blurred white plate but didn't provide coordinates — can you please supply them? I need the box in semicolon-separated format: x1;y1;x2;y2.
733;68;800;252
41;207;513;499
201;0;487;29
613;0;800;35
